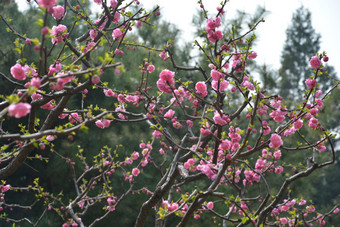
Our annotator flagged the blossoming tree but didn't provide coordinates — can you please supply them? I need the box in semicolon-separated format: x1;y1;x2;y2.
0;0;339;226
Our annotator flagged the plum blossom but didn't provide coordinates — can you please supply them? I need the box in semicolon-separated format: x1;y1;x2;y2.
95;119;111;129
132;168;140;176
48;61;62;75
164;109;175;119
157;69;175;93
308;117;318;129
269;108;287;122
310;56;321;69
213;111;230;126
212;79;229;92
210;69;224;81
206;17;223;43
112;28;123;39
305;78;317;89
241;76;255;90
110;0;117;8
147;64;155;73
51;24;68;44
69;113;81;124
52;5;65;20
247;51;257;59
273;150;281;159
38;0;57;8
159;51;168;61
269;134;283;149
195;81;208;97
10;64;26;80
8;103;31;118
152;130;163;139
207;201;214;209
30;77;41;88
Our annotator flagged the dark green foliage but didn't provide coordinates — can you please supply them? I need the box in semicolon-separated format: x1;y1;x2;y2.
279;6;321;100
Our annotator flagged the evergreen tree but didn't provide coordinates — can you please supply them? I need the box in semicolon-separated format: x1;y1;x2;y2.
279;6;321;100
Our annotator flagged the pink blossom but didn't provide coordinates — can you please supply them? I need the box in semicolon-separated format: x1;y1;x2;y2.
269;134;283;149
299;199;306;206
10;64;26;80
216;6;225;15
280;217;288;224
275;166;283;174
38;0;57;8
207;201;214;209
273;150;281;159
159;51;168;61
89;29;98;40
52;5;65;20
41;26;49;35
112;28;123;39
195;81;208;97
152;130;163;139
104;89;116;97
219;139;232;151
51;24;68;44
113;69;120;75
323;56;329;62
213;111;229;126
308;117;318;129
206;17;222;30
262;124;271;135
30;77;41;88
48;62;62;75
53;73;73;90
293;119;303;129
131;151;139;160
306;205;315;213
31;92;42;101
211;79;229;92
255;158;267;172
46;135;55;141
186;120;193;127
164;109;175;119
8;103;31;118
269;108;287;122
310;108;318;116
93;0;102;5
157;70;175;93
210;69;224;81
283;126;296;136
132;168;140;176
316;98;323;108
147;65;155;73
247;51;257;59
159;69;175;83
69;113;81;124
310;56;321;69
110;0;117;8
91;76;101;84
136;21;142;27
241;76;255;90
317;143;326;152
95;120;105;129
333;208;339;214
305;78;317;89
207;30;223;43
315;90;323;98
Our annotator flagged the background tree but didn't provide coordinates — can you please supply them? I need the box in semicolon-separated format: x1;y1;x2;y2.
279;6;321;100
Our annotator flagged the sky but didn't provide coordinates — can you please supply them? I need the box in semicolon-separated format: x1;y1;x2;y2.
15;0;340;75
138;0;340;75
